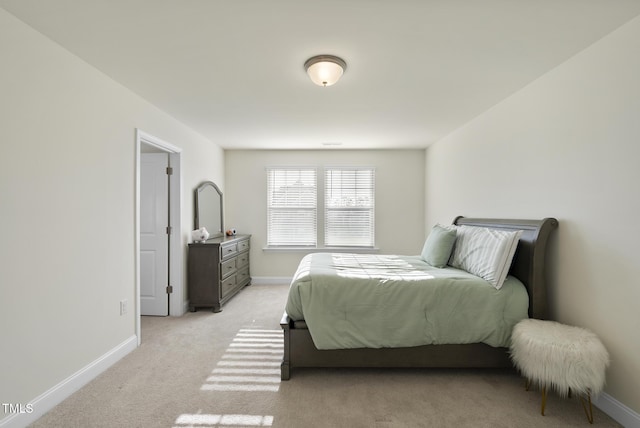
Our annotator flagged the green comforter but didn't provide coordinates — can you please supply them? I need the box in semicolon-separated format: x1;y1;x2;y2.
285;253;528;350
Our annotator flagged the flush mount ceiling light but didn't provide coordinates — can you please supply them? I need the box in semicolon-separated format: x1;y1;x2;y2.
304;55;347;87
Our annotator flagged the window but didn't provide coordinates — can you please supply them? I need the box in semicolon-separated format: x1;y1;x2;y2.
266;166;375;248
325;168;375;247
266;168;317;246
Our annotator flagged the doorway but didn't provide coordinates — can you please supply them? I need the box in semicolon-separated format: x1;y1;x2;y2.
135;130;183;344
140;151;170;316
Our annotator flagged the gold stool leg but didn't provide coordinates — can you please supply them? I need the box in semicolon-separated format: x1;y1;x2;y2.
580;391;594;424
541;386;547;416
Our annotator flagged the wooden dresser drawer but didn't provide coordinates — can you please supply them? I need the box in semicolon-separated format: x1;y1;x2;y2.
220;258;236;279
220;274;236;298
236;252;249;269
237;266;250;286
237;239;250;252
220;243;238;260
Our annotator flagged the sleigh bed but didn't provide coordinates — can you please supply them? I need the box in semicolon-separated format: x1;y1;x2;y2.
280;216;558;380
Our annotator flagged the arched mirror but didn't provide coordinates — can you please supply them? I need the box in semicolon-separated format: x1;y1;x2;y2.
194;181;224;239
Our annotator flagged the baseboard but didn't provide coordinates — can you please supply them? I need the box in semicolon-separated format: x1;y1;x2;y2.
182;300;190;315
0;335;138;428
250;276;292;285
594;392;640;427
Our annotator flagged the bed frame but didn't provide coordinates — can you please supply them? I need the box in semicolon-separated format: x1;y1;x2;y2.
280;217;558;380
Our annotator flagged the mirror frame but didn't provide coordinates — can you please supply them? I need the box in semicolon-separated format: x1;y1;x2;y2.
194;181;224;239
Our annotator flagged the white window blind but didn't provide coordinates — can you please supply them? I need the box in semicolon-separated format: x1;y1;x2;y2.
266;168;317;246
325;168;375;247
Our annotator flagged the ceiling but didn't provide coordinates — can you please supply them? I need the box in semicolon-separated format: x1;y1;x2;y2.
2;1;640;150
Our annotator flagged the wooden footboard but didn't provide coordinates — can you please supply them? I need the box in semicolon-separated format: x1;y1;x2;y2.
280;313;511;380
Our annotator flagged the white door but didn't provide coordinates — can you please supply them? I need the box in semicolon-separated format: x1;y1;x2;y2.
140;153;170;316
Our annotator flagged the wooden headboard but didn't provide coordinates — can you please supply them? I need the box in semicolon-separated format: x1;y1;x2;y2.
453;217;558;320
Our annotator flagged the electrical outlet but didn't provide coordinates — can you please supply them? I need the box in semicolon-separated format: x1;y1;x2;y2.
120;299;128;315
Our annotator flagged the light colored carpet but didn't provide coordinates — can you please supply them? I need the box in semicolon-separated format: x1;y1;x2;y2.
30;284;621;427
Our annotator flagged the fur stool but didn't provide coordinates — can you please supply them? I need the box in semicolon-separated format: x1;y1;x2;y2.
510;319;609;423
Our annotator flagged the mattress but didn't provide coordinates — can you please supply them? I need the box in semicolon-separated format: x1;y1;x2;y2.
285;253;529;350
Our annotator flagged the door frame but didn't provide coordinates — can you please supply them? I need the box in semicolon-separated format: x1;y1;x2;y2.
135;129;183;345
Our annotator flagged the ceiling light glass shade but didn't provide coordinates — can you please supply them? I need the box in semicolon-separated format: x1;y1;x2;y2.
304;55;347;87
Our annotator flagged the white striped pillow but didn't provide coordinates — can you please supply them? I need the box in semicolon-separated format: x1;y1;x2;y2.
449;226;523;289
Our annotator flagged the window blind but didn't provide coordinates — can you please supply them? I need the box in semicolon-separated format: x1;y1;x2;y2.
324;168;375;247
266;168;317;246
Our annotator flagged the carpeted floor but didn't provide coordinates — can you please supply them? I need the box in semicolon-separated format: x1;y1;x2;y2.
30;283;621;427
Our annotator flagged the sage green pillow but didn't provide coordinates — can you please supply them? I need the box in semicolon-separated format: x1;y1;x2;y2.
421;224;457;268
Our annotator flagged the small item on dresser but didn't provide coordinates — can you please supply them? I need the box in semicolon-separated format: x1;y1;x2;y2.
226;228;237;236
191;227;210;243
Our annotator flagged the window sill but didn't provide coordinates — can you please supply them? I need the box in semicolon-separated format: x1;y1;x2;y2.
262;246;380;253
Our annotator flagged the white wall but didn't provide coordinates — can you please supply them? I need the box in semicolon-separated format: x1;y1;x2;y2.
225;150;425;278
0;8;223;422
425;15;640;418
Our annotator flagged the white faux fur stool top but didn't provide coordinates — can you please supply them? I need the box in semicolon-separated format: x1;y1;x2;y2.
510;319;610;397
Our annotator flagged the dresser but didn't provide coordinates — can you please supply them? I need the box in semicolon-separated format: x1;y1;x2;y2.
188;234;251;312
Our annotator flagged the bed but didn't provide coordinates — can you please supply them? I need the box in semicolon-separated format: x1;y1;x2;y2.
280;216;558;380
